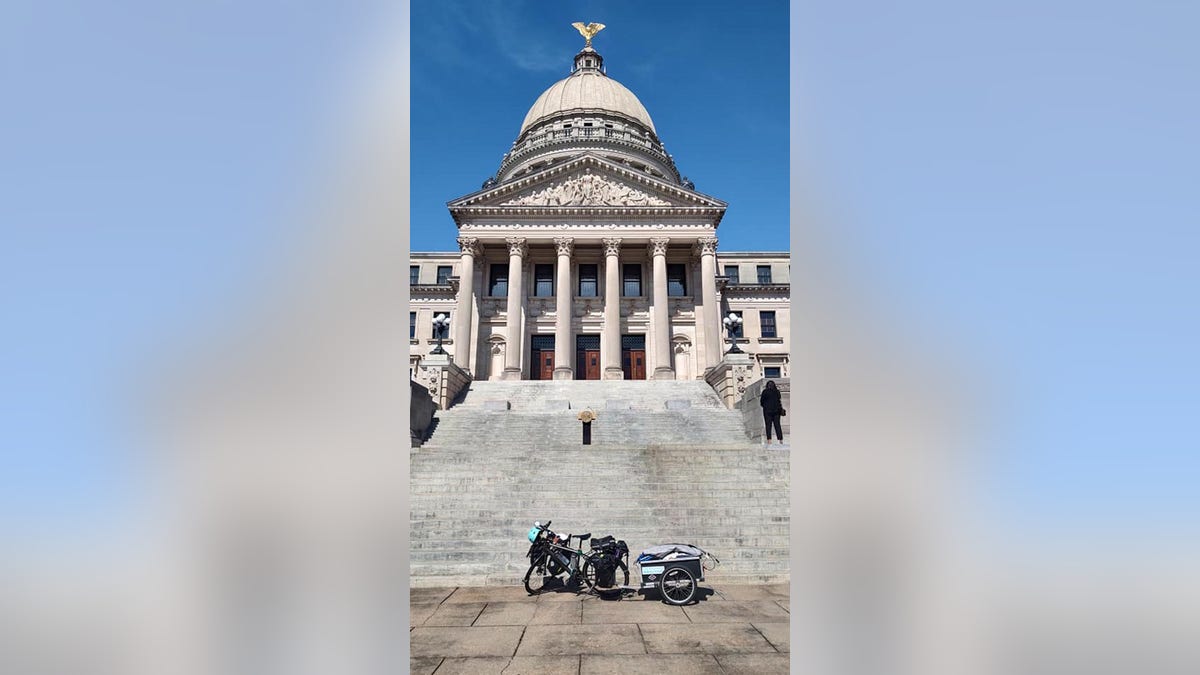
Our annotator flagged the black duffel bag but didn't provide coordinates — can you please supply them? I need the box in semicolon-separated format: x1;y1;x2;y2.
593;551;617;588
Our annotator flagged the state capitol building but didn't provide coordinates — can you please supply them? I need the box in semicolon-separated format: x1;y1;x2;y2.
410;32;789;385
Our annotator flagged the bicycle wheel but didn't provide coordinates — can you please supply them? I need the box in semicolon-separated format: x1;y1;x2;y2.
524;561;551;595
658;567;696;605
581;557;629;593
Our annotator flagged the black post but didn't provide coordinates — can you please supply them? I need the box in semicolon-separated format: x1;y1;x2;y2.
582;421;592;445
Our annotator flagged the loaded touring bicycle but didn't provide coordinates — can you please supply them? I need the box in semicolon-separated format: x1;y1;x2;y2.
525;522;719;605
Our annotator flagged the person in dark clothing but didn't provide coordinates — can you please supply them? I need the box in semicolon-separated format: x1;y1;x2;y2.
760;380;784;445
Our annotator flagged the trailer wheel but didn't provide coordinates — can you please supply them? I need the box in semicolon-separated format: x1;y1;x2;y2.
658;567;697;605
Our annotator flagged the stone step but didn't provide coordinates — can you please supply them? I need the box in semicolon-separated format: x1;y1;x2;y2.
411;379;786;586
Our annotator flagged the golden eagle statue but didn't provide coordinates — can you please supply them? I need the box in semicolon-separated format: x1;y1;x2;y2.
571;22;606;48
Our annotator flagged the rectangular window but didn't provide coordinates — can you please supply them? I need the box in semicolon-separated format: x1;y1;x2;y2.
534;264;554;297
489;264;508;297
757;265;772;284
724;265;739;284
764;366;782;378
760;311;777;338
431;313;450;339
410;266;420;285
409;312;416;339
622;264;642;297
437;265;452;285
667;263;687;296
578;264;598;297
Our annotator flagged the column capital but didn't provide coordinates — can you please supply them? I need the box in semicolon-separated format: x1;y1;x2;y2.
505;236;527;257
553;236;574;257
647;236;671;257
601;237;622;257
693;236;718;256
456;235;481;257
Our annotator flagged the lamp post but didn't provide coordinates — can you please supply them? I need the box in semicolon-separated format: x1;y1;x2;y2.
722;312;744;354
431;313;450;355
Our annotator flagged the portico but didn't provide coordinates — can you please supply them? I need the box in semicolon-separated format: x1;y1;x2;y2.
448;226;724;382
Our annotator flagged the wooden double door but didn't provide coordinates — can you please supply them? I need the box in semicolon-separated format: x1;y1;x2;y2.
621;334;647;380
530;335;555;380
575;335;601;380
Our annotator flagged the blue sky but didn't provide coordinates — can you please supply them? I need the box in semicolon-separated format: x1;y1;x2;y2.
409;0;790;252
1;1;1196;542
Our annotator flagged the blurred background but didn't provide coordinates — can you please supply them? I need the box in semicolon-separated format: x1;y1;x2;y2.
1;1;1196;673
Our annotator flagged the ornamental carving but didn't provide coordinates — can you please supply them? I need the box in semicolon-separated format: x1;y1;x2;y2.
601;237;622;257
501;171;670;207
456;235;481;256
694;236;718;256
553;236;574;257
505;236;527;257
647;237;671;257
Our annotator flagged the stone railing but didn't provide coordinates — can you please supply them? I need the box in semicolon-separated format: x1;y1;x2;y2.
498;125;680;181
737;377;791;443
410;380;436;447
414;354;472;412
704;352;755;409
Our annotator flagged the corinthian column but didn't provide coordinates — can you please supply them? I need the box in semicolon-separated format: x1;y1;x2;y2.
552;236;574;380
648;237;675;379
695;236;720;372
502;236;527;380
602;237;623;379
453;236;480;372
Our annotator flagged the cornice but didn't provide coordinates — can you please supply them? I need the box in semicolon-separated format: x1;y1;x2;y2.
449;154;726;212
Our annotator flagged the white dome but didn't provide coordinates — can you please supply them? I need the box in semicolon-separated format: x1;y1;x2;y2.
519;69;656;137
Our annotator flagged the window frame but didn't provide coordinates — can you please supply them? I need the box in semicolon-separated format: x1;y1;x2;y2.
410;266;420;285
622;263;643;297
760;311;777;338
724;265;739;285
489;264;508;297
534;263;555;297
436;265;453;285
578;263;598;297
666;263;687;297
756;265;772;284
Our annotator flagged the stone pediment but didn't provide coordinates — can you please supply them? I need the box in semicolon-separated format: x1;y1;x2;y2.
502;172;671;207
447;154;726;215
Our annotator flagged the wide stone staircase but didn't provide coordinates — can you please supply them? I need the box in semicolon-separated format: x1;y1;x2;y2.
410;380;790;587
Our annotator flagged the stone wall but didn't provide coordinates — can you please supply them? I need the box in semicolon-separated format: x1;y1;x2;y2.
410;380;436;447
737;377;791;442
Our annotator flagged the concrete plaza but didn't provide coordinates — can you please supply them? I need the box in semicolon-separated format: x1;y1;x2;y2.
410;583;790;674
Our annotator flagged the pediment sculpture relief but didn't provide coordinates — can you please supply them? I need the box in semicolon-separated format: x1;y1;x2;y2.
502;173;671;207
